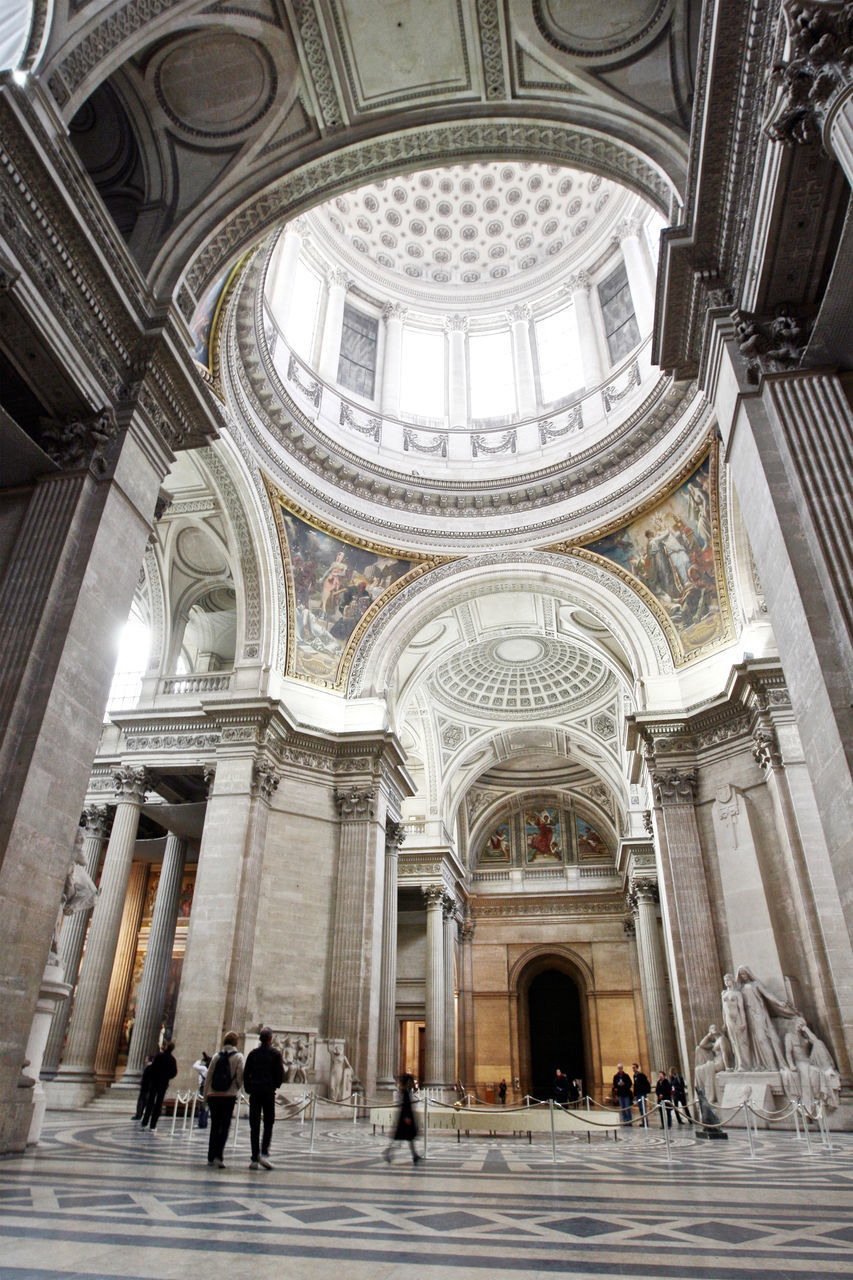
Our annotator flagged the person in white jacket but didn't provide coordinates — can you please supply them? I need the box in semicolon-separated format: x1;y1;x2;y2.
192;1051;210;1129
203;1032;244;1167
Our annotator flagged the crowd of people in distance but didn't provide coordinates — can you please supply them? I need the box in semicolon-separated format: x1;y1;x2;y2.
610;1063;692;1128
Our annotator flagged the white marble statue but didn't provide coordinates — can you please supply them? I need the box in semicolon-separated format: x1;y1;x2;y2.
328;1043;353;1102
694;1024;732;1103
782;1015;840;1110
734;965;795;1072
721;972;751;1070
49;846;99;962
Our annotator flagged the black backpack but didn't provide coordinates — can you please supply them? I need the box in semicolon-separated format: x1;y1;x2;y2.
210;1048;233;1091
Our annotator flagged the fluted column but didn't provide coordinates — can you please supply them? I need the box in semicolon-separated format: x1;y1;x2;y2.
381;304;407;418
42;807;110;1077
444;315;469;428
614;218;654;334
94;860;147;1083
327;785;386;1092
225;762;280;1035
423;885;445;1086
270;217;307;337
566;272;606;388
506;303;536;417
318;267;352;382
48;767;149;1104
458;913;475;1090
442;894;458;1085
631;879;678;1073
121;834;188;1084
377;820;404;1088
649;768;721;1065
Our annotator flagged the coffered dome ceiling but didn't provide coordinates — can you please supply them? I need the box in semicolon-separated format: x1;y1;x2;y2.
308;161;628;301
430;634;613;719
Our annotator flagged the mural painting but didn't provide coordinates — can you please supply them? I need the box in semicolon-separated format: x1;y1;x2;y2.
585;456;724;653
575;816;609;861
279;508;418;681
480;822;511;864
189;268;229;366
525;807;562;863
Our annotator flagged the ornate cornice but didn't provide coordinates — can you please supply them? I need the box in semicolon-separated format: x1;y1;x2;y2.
472;893;623;918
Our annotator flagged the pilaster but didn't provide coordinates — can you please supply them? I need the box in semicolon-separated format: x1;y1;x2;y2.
423;885;445;1086
377;819;404;1087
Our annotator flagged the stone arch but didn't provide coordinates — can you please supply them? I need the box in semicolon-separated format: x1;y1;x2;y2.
508;945;596;1099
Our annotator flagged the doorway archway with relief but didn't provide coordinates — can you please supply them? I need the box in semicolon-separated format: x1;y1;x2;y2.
513;949;591;1101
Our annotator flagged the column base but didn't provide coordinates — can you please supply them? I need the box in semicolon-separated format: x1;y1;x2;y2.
43;1073;100;1110
0;1089;36;1154
110;1073;142;1091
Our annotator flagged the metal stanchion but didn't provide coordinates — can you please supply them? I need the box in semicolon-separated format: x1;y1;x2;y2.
661;1106;673;1162
743;1101;755;1157
549;1098;557;1163
792;1104;801;1139
818;1100;833;1152
800;1103;813;1154
309;1090;317;1152
423;1093;429;1162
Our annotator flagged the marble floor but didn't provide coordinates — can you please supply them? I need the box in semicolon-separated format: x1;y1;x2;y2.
1;1107;852;1280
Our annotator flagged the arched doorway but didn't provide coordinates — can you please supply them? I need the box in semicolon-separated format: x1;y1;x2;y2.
528;969;584;1100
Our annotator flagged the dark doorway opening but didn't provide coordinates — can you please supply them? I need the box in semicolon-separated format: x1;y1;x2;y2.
528;968;583;1100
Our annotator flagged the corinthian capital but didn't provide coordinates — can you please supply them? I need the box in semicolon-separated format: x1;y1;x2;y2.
385;819;406;850
505;303;531;324
632;877;659;905
651;769;696;806
327;267;352;291
80;805;110;840
423;884;444;908
382;302;408;324
113;766;151;804
565;269;591;294
335;786;376;820
613;216;643;244
765;0;853;146
444;313;469;334
251;761;281;801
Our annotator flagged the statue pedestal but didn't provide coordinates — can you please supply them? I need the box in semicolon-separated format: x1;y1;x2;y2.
25;960;72;1145
718;1071;782;1127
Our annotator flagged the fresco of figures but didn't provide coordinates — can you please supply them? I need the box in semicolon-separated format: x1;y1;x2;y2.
480;823;511;864
525;807;562;862
586;456;724;653
575;816;609;860
279;507;417;680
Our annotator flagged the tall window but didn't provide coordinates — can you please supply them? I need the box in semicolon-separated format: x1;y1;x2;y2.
287;259;322;362
599;261;640;364
106;603;150;715
400;327;445;419
469;330;515;419
535;305;583;403
338;303;378;398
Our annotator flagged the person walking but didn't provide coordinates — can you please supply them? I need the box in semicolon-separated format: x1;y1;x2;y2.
553;1068;570;1106
632;1063;651;1128
669;1066;692;1125
204;1031;244;1168
140;1042;177;1131
134;1054;154;1121
192;1051;211;1129
244;1028;285;1170
612;1064;634;1126
383;1074;421;1165
655;1070;673;1128
498;1078;507;1105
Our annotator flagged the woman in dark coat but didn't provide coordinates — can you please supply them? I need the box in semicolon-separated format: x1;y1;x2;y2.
383;1074;421;1165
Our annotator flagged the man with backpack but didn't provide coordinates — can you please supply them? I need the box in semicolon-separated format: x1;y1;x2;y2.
203;1031;244;1167
243;1027;285;1170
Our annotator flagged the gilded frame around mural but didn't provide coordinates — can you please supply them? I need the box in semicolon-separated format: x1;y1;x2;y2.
550;438;734;668
263;472;454;689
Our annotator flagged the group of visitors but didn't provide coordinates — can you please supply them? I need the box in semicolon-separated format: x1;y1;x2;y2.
133;1028;286;1170
611;1063;692;1128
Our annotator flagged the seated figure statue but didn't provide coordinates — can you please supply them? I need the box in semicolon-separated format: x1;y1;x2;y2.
694;1024;732;1104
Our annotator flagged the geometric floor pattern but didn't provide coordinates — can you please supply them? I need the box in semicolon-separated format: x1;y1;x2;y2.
1;1109;853;1279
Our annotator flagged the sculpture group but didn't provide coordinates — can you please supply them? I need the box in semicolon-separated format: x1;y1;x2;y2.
695;966;840;1110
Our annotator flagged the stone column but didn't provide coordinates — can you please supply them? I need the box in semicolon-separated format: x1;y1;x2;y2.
444;315;469;428
458;913;475;1091
377;820;404;1088
270;217;307;337
224;762;280;1035
42;806;111;1078
566;272;606;388
120;834;188;1084
94;860;148;1083
442;894;458;1085
631;878;678;1073
327;785;386;1092
318;267;352;382
381;304;407;419
506;303;536;417
48;767;150;1106
423;885;445;1087
614;217;655;334
703;317;853;953
649;768;722;1067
